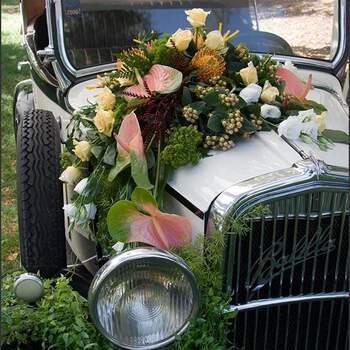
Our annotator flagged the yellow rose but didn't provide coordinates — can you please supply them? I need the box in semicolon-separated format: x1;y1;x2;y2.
73;141;92;162
96;87;116;110
260;80;279;103
185;8;211;28
59;166;81;184
205;30;225;50
166;29;193;51
94;109;115;136
315;112;327;132
239;62;258;85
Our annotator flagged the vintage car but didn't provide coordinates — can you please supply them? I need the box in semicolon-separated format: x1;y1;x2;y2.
14;0;348;349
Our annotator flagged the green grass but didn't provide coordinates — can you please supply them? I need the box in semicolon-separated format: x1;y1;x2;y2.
1;4;28;273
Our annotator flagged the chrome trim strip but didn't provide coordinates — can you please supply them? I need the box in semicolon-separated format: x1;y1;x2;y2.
208;159;349;234
228;292;349;312
51;0;347;78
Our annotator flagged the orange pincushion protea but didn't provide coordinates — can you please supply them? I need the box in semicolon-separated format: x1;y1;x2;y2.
191;48;226;82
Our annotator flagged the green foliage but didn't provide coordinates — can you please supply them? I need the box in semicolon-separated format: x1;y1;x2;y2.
150;37;176;66
170;232;236;350
1;274;113;350
115;48;152;80
161;126;203;169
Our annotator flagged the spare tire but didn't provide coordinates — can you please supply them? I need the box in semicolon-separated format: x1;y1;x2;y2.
16;109;66;277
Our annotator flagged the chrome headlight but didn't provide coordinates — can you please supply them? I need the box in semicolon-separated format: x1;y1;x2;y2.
88;247;199;349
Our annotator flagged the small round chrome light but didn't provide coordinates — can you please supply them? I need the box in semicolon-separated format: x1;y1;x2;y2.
88;247;199;349
14;273;44;303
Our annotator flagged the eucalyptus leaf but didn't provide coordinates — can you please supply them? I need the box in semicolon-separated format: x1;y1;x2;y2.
182;86;192;106
203;91;220;107
90;146;103;159
103;144;117;166
322;129;349;144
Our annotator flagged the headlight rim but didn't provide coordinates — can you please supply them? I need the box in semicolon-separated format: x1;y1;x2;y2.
88;246;199;350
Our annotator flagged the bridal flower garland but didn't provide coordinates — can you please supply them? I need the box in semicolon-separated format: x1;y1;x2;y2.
60;8;342;250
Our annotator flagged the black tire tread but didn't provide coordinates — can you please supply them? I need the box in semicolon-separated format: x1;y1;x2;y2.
16;109;66;277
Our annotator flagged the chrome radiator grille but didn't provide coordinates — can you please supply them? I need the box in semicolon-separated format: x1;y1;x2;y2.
224;190;349;350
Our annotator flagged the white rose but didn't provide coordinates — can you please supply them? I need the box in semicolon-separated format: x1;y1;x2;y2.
239;61;258;85
166;29;193;51
74;177;89;195
278;115;303;140
239;83;262;103
185;8;210;28
205;30;225;50
96;87;116;110
63;204;77;219
59;166;81;185
260;104;281;119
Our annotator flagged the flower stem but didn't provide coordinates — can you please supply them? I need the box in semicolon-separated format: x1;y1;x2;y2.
154;139;161;199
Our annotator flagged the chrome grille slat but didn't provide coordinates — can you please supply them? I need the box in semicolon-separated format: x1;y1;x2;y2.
224;187;348;350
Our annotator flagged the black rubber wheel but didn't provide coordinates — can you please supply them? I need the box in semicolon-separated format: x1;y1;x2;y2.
16;109;66;277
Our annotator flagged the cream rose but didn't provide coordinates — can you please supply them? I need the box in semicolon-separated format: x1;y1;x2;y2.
239;62;258;85
93;109;115;136
205;30;225;50
185;8;210;28
73;140;92;162
97;87;116;110
260;80;280;103
59;166;81;185
166;29;193;51
315;112;327;132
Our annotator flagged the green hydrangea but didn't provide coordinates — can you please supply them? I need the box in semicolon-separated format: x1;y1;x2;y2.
161;126;203;169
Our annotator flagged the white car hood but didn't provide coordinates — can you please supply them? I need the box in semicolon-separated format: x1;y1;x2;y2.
67;70;349;213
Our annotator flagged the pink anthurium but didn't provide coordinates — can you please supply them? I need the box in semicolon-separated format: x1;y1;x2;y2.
276;67;312;100
125;64;183;99
108;112;152;189
107;187;192;249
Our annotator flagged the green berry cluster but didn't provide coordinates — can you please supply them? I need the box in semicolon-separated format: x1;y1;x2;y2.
249;113;264;130
222;110;244;134
203;134;235;151
161;126;203;169
219;92;239;107
182;106;200;123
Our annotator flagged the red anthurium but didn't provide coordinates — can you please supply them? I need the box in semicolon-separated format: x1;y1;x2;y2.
107;187;192;249
109;112;152;189
276;67;312;100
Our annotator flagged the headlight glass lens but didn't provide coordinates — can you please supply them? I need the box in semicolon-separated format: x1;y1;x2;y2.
89;248;198;349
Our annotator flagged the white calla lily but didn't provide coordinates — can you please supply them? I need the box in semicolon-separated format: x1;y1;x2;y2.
59;166;81;185
74;177;89;195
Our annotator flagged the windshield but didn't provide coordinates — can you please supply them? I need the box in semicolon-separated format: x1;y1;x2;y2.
60;0;340;70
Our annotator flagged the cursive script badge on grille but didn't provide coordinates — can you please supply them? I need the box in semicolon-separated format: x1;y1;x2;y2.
246;225;336;299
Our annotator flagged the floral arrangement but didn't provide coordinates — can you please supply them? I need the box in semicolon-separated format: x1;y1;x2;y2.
60;8;344;250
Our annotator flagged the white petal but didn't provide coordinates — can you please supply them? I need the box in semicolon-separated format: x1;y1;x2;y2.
239;84;262;103
63;204;77;218
260;104;281;119
74;177;89;195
